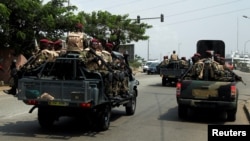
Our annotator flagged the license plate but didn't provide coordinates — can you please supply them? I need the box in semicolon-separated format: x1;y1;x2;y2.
168;75;175;78
192;89;218;99
48;101;68;106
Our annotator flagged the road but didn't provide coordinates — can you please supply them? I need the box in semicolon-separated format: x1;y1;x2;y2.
0;70;249;141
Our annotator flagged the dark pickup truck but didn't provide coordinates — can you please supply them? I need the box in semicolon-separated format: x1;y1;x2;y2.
176;40;245;121
160;61;188;86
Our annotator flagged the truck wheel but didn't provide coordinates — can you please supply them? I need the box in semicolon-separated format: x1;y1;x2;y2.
96;104;111;131
162;77;166;86
38;107;55;129
126;90;137;115
227;109;236;121
178;105;188;119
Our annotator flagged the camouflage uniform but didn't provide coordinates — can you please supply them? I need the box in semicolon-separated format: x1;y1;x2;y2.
67;32;86;51
25;39;53;69
81;40;114;97
194;51;221;80
107;43;129;97
100;49;114;97
159;56;169;67
191;60;204;79
180;57;188;68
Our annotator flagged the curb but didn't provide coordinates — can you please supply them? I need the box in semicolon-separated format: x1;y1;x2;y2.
243;101;250;124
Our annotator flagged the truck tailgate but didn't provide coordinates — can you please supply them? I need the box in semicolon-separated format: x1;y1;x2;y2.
17;78;101;104
160;68;186;77
180;80;234;100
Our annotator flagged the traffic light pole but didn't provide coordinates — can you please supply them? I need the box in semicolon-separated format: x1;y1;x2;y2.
134;14;164;23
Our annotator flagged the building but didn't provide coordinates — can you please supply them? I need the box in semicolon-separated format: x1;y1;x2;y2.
118;44;135;61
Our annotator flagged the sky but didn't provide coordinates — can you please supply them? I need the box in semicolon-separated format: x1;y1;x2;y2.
45;0;250;61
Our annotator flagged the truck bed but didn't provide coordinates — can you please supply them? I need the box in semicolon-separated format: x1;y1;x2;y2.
178;80;235;100
160;68;186;78
17;78;104;106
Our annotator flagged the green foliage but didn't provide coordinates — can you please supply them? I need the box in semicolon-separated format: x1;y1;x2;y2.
0;0;152;57
129;54;144;68
129;61;142;68
81;11;152;51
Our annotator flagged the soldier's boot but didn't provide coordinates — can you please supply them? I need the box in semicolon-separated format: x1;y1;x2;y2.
3;86;16;95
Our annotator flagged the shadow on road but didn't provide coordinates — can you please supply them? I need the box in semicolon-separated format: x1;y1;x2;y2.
0;110;127;139
158;106;227;124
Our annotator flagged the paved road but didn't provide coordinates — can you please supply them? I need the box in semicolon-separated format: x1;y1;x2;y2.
0;71;249;141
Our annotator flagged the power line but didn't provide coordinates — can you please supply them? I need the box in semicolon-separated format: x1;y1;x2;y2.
128;0;187;13
164;0;242;18
102;0;145;10
163;7;250;26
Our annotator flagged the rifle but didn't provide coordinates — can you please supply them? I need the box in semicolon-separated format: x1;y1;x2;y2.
225;67;246;85
20;50;42;70
87;48;113;72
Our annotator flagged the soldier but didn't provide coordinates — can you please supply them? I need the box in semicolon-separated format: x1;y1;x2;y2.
190;53;204;79
159;56;169;67
25;39;52;68
180;57;188;68
67;31;86;51
3;59;18;95
170;50;179;62
202;50;222;80
39;39;62;62
102;43;116;97
83;38;103;71
101;43;113;67
54;39;63;53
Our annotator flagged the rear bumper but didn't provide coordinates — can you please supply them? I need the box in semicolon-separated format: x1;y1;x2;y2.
177;98;237;110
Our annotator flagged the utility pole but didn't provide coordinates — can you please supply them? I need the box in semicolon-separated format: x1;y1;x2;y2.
147;39;149;60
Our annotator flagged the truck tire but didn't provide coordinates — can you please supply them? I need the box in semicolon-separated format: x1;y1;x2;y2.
125;90;137;115
96;104;111;131
38;107;55;129
227;109;236;121
178;105;188;119
162;77;166;86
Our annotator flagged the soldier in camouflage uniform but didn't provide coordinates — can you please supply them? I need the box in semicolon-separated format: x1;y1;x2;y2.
180;57;188;68
190;53;204;79
159;56;169;67
83;39;102;71
200;50;222;80
81;39;114;98
6;39;54;95
23;39;53;70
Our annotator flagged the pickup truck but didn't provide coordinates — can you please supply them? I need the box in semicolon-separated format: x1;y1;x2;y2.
176;40;244;121
17;51;139;131
160;61;188;86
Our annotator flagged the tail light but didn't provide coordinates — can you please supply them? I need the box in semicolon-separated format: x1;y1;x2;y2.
230;85;236;98
176;82;182;97
25;99;38;105
80;102;92;108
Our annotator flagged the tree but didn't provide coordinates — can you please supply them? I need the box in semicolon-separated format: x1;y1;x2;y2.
0;0;79;57
80;11;152;51
0;0;152;57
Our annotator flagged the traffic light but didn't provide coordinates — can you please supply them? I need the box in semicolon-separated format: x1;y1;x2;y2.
160;14;164;22
137;15;140;23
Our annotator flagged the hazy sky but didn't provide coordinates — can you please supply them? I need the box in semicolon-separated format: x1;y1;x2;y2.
45;0;250;60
